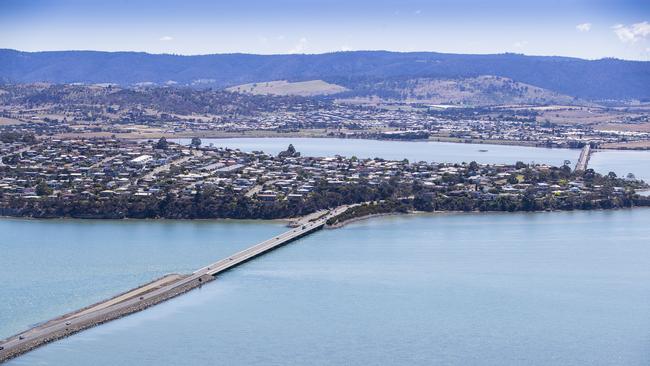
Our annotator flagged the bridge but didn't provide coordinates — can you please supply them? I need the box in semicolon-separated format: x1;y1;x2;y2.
0;206;349;363
574;144;592;171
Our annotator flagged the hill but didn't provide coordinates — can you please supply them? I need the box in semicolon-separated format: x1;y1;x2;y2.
1;49;649;101
226;80;348;96
337;76;579;106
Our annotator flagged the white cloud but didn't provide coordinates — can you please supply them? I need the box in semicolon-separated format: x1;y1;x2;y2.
513;40;528;49
576;23;592;32
414;9;421;15
612;21;650;43
340;45;353;52
159;36;173;42
288;37;308;54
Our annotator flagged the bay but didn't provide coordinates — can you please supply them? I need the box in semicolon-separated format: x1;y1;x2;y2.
174;137;579;166
0;219;285;338
8;209;650;366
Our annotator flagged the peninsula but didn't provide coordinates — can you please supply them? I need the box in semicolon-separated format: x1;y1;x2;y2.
1;136;648;220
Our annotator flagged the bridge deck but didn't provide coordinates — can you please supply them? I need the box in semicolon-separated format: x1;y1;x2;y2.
575;144;592;171
0;206;349;362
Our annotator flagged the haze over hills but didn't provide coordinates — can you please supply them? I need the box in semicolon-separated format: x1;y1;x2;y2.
1;49;649;102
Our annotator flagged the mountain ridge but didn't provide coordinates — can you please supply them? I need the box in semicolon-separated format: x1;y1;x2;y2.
1;49;649;101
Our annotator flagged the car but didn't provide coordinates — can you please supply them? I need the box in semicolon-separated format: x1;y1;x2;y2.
302;225;306;229
65;321;71;326
0;346;4;350
18;335;25;340
139;296;144;300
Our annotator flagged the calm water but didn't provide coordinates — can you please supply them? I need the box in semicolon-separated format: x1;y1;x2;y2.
0;219;285;338
179;137;650;181
590;150;650;183
4;138;650;364
8;209;650;366
174;137;580;166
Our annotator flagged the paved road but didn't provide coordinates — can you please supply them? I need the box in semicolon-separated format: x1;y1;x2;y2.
0;146;32;167
0;206;349;362
244;179;279;197
140;152;201;181
575;144;592;171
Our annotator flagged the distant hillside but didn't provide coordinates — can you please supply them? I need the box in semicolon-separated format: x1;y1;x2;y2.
227;80;348;96
339;76;579;106
1;49;649;101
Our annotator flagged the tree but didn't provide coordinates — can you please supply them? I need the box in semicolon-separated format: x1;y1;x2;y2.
278;144;299;158
156;137;169;150
36;181;53;196
190;137;202;148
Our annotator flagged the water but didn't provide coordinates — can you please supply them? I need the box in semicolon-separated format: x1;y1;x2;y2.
0;219;286;338
179;136;650;182
8;209;650;366
590;150;650;183
4;138;650;364
174;137;579;166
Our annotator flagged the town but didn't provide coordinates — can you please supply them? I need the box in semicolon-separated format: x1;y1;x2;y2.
1;135;647;220
2;84;650;150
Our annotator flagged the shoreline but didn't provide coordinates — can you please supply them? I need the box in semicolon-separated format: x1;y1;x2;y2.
0;207;345;363
0;214;294;225
326;205;650;228
3;203;650;223
47;132;650;151
2;205;650;362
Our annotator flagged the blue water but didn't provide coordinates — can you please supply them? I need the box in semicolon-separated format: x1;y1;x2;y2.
8;210;650;366
181;137;650;182
174;137;579;166
3;139;650;364
0;219;285;338
590;150;650;183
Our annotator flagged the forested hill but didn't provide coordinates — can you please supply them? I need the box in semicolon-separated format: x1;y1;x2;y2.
1;49;649;101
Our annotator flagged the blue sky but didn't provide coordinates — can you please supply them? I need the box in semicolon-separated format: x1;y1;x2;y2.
1;0;649;60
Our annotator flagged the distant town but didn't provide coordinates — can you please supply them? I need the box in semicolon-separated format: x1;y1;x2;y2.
1;84;650;150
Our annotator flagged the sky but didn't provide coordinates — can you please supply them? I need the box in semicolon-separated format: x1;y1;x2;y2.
1;0;650;60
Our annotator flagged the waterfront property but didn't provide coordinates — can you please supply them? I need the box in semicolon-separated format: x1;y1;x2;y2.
1;138;647;220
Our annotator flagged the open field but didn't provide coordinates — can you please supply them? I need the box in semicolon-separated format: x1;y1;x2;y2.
0;117;24;125
51;128;334;140
537;107;647;126
227;80;348;96
594;122;650;133
601;140;650;149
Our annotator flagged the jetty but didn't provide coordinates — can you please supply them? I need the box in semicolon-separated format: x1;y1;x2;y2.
0;206;349;363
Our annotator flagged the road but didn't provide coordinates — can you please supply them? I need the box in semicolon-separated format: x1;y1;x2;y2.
140;151;201;181
575;144;592;171
0;146;32;167
0;205;349;362
244;179;279;197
